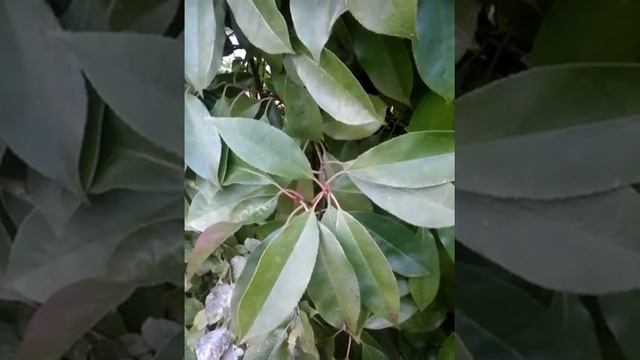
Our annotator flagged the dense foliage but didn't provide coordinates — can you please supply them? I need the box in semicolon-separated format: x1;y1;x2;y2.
1;0;183;359
184;0;454;359
456;0;640;359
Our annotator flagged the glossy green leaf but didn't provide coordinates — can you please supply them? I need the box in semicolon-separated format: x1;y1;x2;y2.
290;49;382;125
600;290;640;359
457;64;640;199
457;264;601;360
348;131;454;188
437;227;454;260
290;0;346;60
185;0;225;92
408;92;454;131
347;0;416;38
17;279;134;360
322;207;400;323
307;224;361;334
413;0;454;102
408;229;440;310
352;212;433;277
458;187;640;293
0;0;86;193
57;32;182;154
232;212;320;342
209;117;313;179
185;93;222;182
226;0;294;54
323;96;386;141
352;23;413;105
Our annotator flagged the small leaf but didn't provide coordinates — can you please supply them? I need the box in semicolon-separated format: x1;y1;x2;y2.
438;227;454;260
232;212;320;342
408;229;440;310
413;0;455;102
17;279;134;360
352;22;413;105
322;207;399;323
350;177;455;228
290;0;346;60
187;222;241;280
348;131;454;188
438;334;454;360
347;0;417;38
307;224;361;334
408;92;454;131
185;93;222;183
226;0;294;54
209;117;312;179
185;0;226;92
290;49;382;126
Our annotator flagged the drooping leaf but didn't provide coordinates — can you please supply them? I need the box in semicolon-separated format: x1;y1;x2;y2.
209;117;313;179
600;290;640;359
0;0;87;193
57;32;183;154
322;207;400;323
413;0;454;102
226;0;294;54
347;0;417;38
350;177;454;228
232;212;320;342
351;22;413;105
408;92;454;131
185;0;226;92
348;131;454;188
17;279;134;360
307;223;361;334
290;49;382;126
290;0;346;60
186;222;241;280
457;64;640;199
185;93;222;183
457;188;640;293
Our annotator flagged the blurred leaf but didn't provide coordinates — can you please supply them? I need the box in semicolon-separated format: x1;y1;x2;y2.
273;74;324;140
107;0;180;33
408;229;440;310
290;0;346;60
226;0;294;54
141;318;182;351
408;93;454;131
185;93;222;183
600;290;640;359
61;0;109;30
0;322;18;359
27;171;82;236
347;0;416;38
438;334;454;360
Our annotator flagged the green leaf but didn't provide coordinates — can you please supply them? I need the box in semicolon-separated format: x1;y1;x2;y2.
408;229;440;310
323;96;386;141
185;0;226;92
352;22;413;105
348;131;454;188
276;76;324;140
408;92;454;131
307;224;361;334
210;117;313;179
16;279;134;360
290;49;382;125
438;334;454;360
322;207;399;323
352;213;432;277
290;0;346;60
232;212;320;342
457;264;601;360
4;191;181;302
457;64;640;199
364;297;418;329
243;329;288;359
413;0;454;102
457;187;640;293
600;290;640;359
226;0;294;54
362;343;387;359
185;93;222;183
187;222;240;280
106;0;180;33
347;0;417;38
27;171;83;236
0;0;87;193
531;0;640;65
350;177;454;228
437;227;454;260
57;32;182;154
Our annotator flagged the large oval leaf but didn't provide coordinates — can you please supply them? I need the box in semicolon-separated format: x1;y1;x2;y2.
290;49;381;126
226;0;293;54
307;223;361;334
350;177;454;228
209;117;312;179
185;93;222;183
231;212;320;342
290;0;346;60
413;0;454;102
457;188;640;293
348;131;454;188
457;64;640;199
185;0;225;92
322;207;399;323
347;0;416;38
